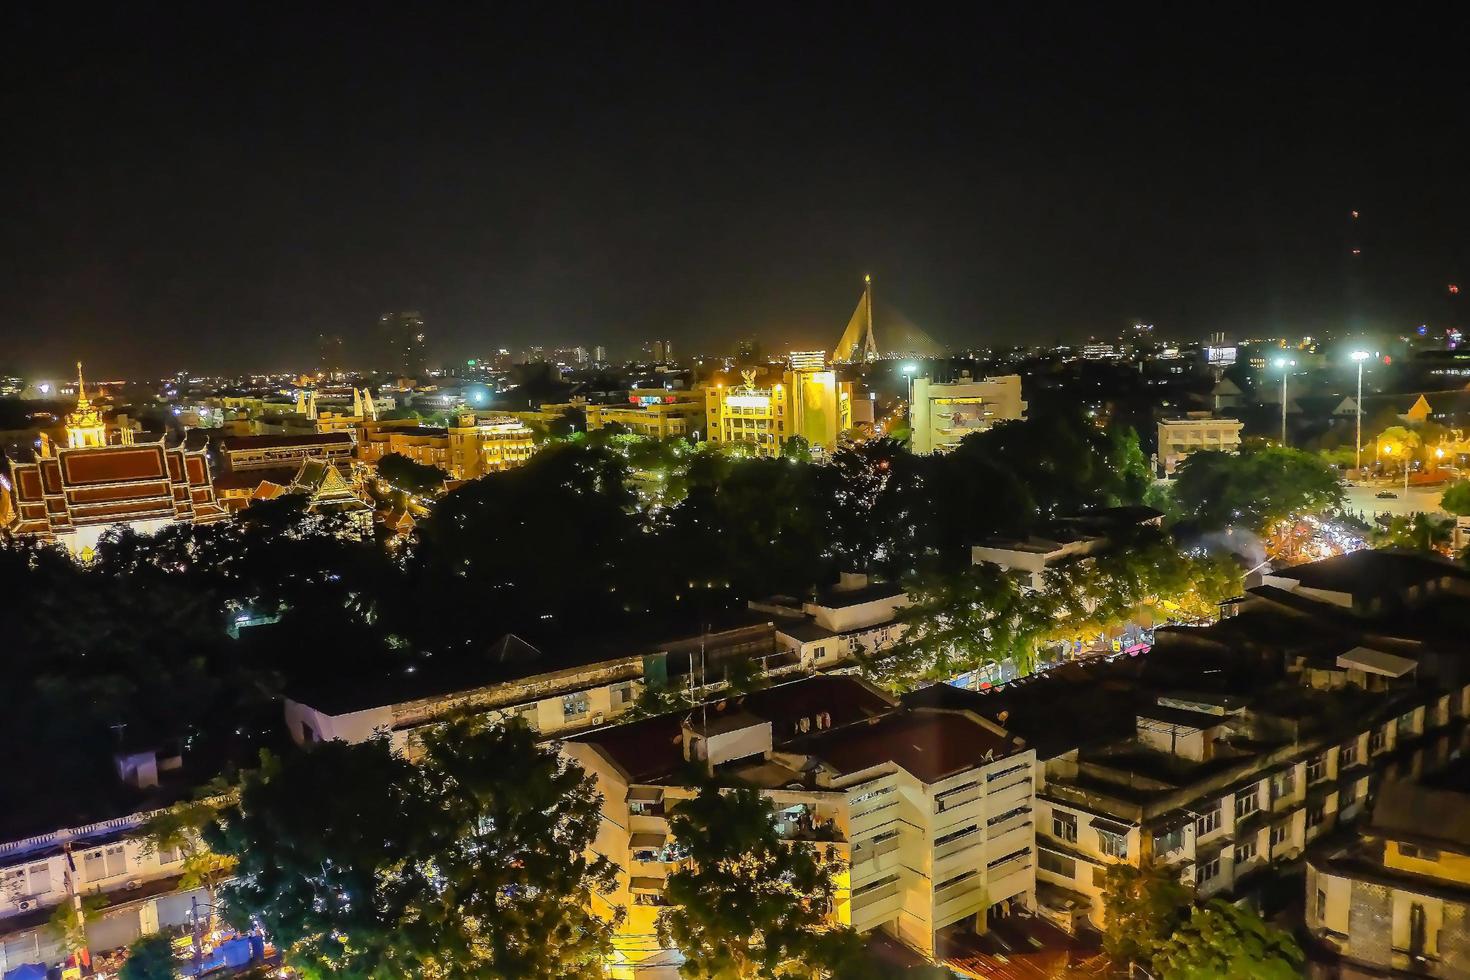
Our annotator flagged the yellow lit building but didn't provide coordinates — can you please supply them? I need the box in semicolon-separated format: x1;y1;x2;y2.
909;373;1026;454
704;354;852;457
359;414;534;479
586;388;706;439
1307;753;1470;975
561;675;1037;976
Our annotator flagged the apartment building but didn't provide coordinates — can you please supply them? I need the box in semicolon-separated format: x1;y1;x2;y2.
0;748;213;973
908;373;1026;454
1156;413;1244;475
280;615;811;750
357;414;534;480
586;388;706;440
751;573;910;670
561;675;1037;977
1307;757;1470;976
971;506;1164;591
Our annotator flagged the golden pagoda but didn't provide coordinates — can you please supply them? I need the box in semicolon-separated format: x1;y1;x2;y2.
65;362;107;448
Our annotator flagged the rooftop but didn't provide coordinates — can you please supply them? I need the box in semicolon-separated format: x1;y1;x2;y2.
1269;548;1470;597
567;675;894;784
794;709;1021;784
810;581;906;609
219;432;354;450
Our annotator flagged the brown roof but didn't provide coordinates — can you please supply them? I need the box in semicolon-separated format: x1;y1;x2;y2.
213;466;298;490
220;432;354;451
569;675;893;783
796;709;1019;783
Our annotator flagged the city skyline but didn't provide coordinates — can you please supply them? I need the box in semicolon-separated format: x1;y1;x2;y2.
4;9;1470;376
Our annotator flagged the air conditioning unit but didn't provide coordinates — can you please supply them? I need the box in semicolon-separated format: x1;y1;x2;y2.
16;899;33;912
590;712;605;726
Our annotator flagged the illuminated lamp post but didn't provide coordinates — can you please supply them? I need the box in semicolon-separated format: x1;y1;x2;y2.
1273;358;1297;446
1351;350;1370;473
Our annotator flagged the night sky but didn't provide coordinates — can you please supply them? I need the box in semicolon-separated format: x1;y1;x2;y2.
3;7;1469;377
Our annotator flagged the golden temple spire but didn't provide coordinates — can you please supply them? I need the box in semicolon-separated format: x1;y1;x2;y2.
65;361;107;448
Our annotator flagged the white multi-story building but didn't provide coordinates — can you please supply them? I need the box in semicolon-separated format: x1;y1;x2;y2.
1156;413;1243;475
1030;683;1467;933
908;374;1026;454
752;573;910;670
561;675;1037;977
0;772;211;972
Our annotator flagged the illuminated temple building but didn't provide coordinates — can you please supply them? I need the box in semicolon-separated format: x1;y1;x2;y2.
4;365;226;554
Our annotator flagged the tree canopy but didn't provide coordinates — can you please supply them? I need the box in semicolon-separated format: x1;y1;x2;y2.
375;452;449;497
1168;445;1343;532
1151;900;1304;980
1098;864;1301;978
207;720;618;979
657;785;857;979
120;934;179;980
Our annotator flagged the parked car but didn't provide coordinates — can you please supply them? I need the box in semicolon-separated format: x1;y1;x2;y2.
1376;490;1398;499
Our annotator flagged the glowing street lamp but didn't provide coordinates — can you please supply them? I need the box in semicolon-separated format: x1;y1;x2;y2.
1273;358;1297;446
901;363;920;428
1351;351;1370;473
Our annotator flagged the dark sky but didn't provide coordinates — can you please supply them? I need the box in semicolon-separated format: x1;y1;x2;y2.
3;6;1469;378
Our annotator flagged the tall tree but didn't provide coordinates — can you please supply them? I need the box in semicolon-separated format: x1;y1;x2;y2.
871;564;1047;690
1098;863;1191;966
658;785;854;979
120;934;179;980
1170;445;1343;532
1151;900;1303;979
208;720;618;979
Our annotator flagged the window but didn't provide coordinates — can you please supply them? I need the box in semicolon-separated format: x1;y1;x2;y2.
1316;888;1327;922
82;850;106;883
1235;789;1260;819
1038;849;1076;879
988;804;1028;828
1092;865;1108;887
812;646;827;660
105;845;126;877
1198;857;1221;884
1052;811;1078;843
1400;843;1441;861
1097;830;1128;859
1307;755;1326;784
156;844;182;865
633;892;667;907
1153;826;1185;855
561;692;589;722
1269;824;1290;848
1397;712;1417;737
1234;841;1257;865
1272;768;1296;799
611;683;634;708
1195;806;1221;837
1370;728;1386;754
26;864;50;895
1340;779;1358;807
1340;741;1359;768
1307;804;1326;829
934;824;980;848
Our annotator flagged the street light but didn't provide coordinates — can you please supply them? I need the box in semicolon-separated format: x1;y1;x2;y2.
901;363;920;431
1273;358;1297;446
1351;351;1370;473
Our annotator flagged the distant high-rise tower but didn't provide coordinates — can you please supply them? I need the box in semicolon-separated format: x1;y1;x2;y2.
318;333;346;377
643;340;672;362
593;345;608;364
381;312;428;379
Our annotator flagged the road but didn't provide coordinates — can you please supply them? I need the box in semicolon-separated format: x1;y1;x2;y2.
1342;483;1448;521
